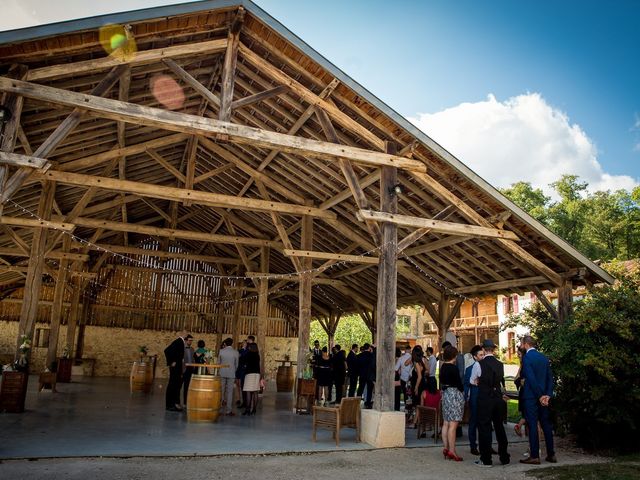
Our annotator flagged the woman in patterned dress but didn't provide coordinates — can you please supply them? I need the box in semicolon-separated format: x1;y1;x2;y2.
439;345;465;461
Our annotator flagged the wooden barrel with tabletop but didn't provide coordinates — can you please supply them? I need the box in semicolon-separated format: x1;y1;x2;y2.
187;374;222;422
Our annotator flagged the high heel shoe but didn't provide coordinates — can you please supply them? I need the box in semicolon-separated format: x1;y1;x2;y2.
242;410;250;416
443;448;449;459
446;451;463;462
250;408;256;415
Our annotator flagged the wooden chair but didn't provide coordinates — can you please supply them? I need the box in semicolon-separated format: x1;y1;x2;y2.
416;405;441;443
312;396;361;446
295;378;316;414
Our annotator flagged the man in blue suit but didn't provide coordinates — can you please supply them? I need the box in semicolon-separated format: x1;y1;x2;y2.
519;335;556;464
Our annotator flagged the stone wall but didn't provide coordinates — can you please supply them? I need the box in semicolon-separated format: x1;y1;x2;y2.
0;321;298;381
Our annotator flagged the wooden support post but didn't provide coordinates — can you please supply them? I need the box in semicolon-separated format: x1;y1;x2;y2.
257;246;269;374
373;142;398;412
296;214;313;379
46;236;70;368
557;280;573;324
65;276;82;358
437;292;451;350
15;180;54;364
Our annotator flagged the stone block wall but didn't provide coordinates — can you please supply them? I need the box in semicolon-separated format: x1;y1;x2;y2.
0;321;298;381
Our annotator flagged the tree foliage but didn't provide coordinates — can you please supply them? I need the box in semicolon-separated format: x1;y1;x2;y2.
500;175;640;261
504;263;640;452
309;314;372;349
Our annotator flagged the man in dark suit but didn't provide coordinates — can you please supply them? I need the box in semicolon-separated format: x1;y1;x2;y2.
164;331;188;411
473;339;510;467
356;343;375;408
520;335;556;464
331;344;347;404
346;343;359;397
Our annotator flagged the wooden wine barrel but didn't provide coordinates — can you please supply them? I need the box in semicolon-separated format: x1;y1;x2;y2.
130;361;152;393
276;365;294;392
187;374;222;422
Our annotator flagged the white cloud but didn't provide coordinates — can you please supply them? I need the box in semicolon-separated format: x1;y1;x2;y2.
408;93;639;197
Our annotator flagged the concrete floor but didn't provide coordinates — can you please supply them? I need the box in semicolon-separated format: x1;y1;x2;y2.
0;375;525;459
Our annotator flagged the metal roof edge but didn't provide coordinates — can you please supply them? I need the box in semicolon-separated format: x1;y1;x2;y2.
0;0;614;285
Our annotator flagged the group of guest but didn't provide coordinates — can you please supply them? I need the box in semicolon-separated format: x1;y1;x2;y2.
163;332;263;417
311;341;376;408
393;336;555;468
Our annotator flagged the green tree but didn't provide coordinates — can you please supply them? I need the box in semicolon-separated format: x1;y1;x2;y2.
504;263;640;451
309;314;372;349
547;175;589;249
500;181;550;224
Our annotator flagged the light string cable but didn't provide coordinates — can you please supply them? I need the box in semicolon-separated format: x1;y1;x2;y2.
7;198;388;282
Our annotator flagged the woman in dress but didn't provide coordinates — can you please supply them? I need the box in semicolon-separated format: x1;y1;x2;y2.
440;345;465;461
316;347;333;405
242;342;261;415
409;346;426;425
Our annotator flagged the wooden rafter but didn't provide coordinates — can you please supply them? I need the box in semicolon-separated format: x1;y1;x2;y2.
0;77;426;173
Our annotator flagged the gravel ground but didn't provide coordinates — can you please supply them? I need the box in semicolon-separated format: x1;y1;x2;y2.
0;443;604;480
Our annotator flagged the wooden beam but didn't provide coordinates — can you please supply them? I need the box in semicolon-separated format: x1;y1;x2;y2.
0;247;87;261
358;210;520;241
557;280;573;324
411;171;563;286
374;141;399;411
198;137;305;204
0;64;29;216
0;216;74;232
85;243;242;265
64;216;281;248
257;245;269;373
28;39;228;81
0;151;48;169
60;134;187;172
239;44;386;151
145;148;186;183
319;170;380;210
46;236;70;366
296;213;313;379
193;162;235;184
15;181;54;363
396;205;455;252
34;169;337;219
0;77;426;172
402;235;470;257
1;65;128;203
231;85;289;110
162;58;221;108
284;249;379;265
455;276;549;294
219;7;244;122
315;107;381;245
531;286;559;321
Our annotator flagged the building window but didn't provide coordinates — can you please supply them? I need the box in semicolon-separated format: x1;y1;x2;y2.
512;295;519;314
508;332;516;359
35;328;50;348
472;301;479;317
396;315;411;335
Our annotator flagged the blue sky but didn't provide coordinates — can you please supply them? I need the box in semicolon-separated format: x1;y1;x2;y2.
2;0;639;193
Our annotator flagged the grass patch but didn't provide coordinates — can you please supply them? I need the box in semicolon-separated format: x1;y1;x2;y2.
527;462;639;480
507;399;520;423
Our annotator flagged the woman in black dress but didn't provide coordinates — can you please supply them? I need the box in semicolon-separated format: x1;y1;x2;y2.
409;346;426;425
242;342;261;415
316;347;333;405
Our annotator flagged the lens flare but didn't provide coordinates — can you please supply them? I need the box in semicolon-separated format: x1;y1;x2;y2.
150;75;185;110
99;24;137;61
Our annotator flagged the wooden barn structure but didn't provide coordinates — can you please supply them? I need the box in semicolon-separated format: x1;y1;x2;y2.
0;0;613;416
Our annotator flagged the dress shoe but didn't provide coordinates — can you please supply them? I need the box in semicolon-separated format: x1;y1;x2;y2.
500;456;511;465
226;411;236;417
470;448;480;456
474;460;492;468
520;457;541;465
545;455;557;463
166;407;181;412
